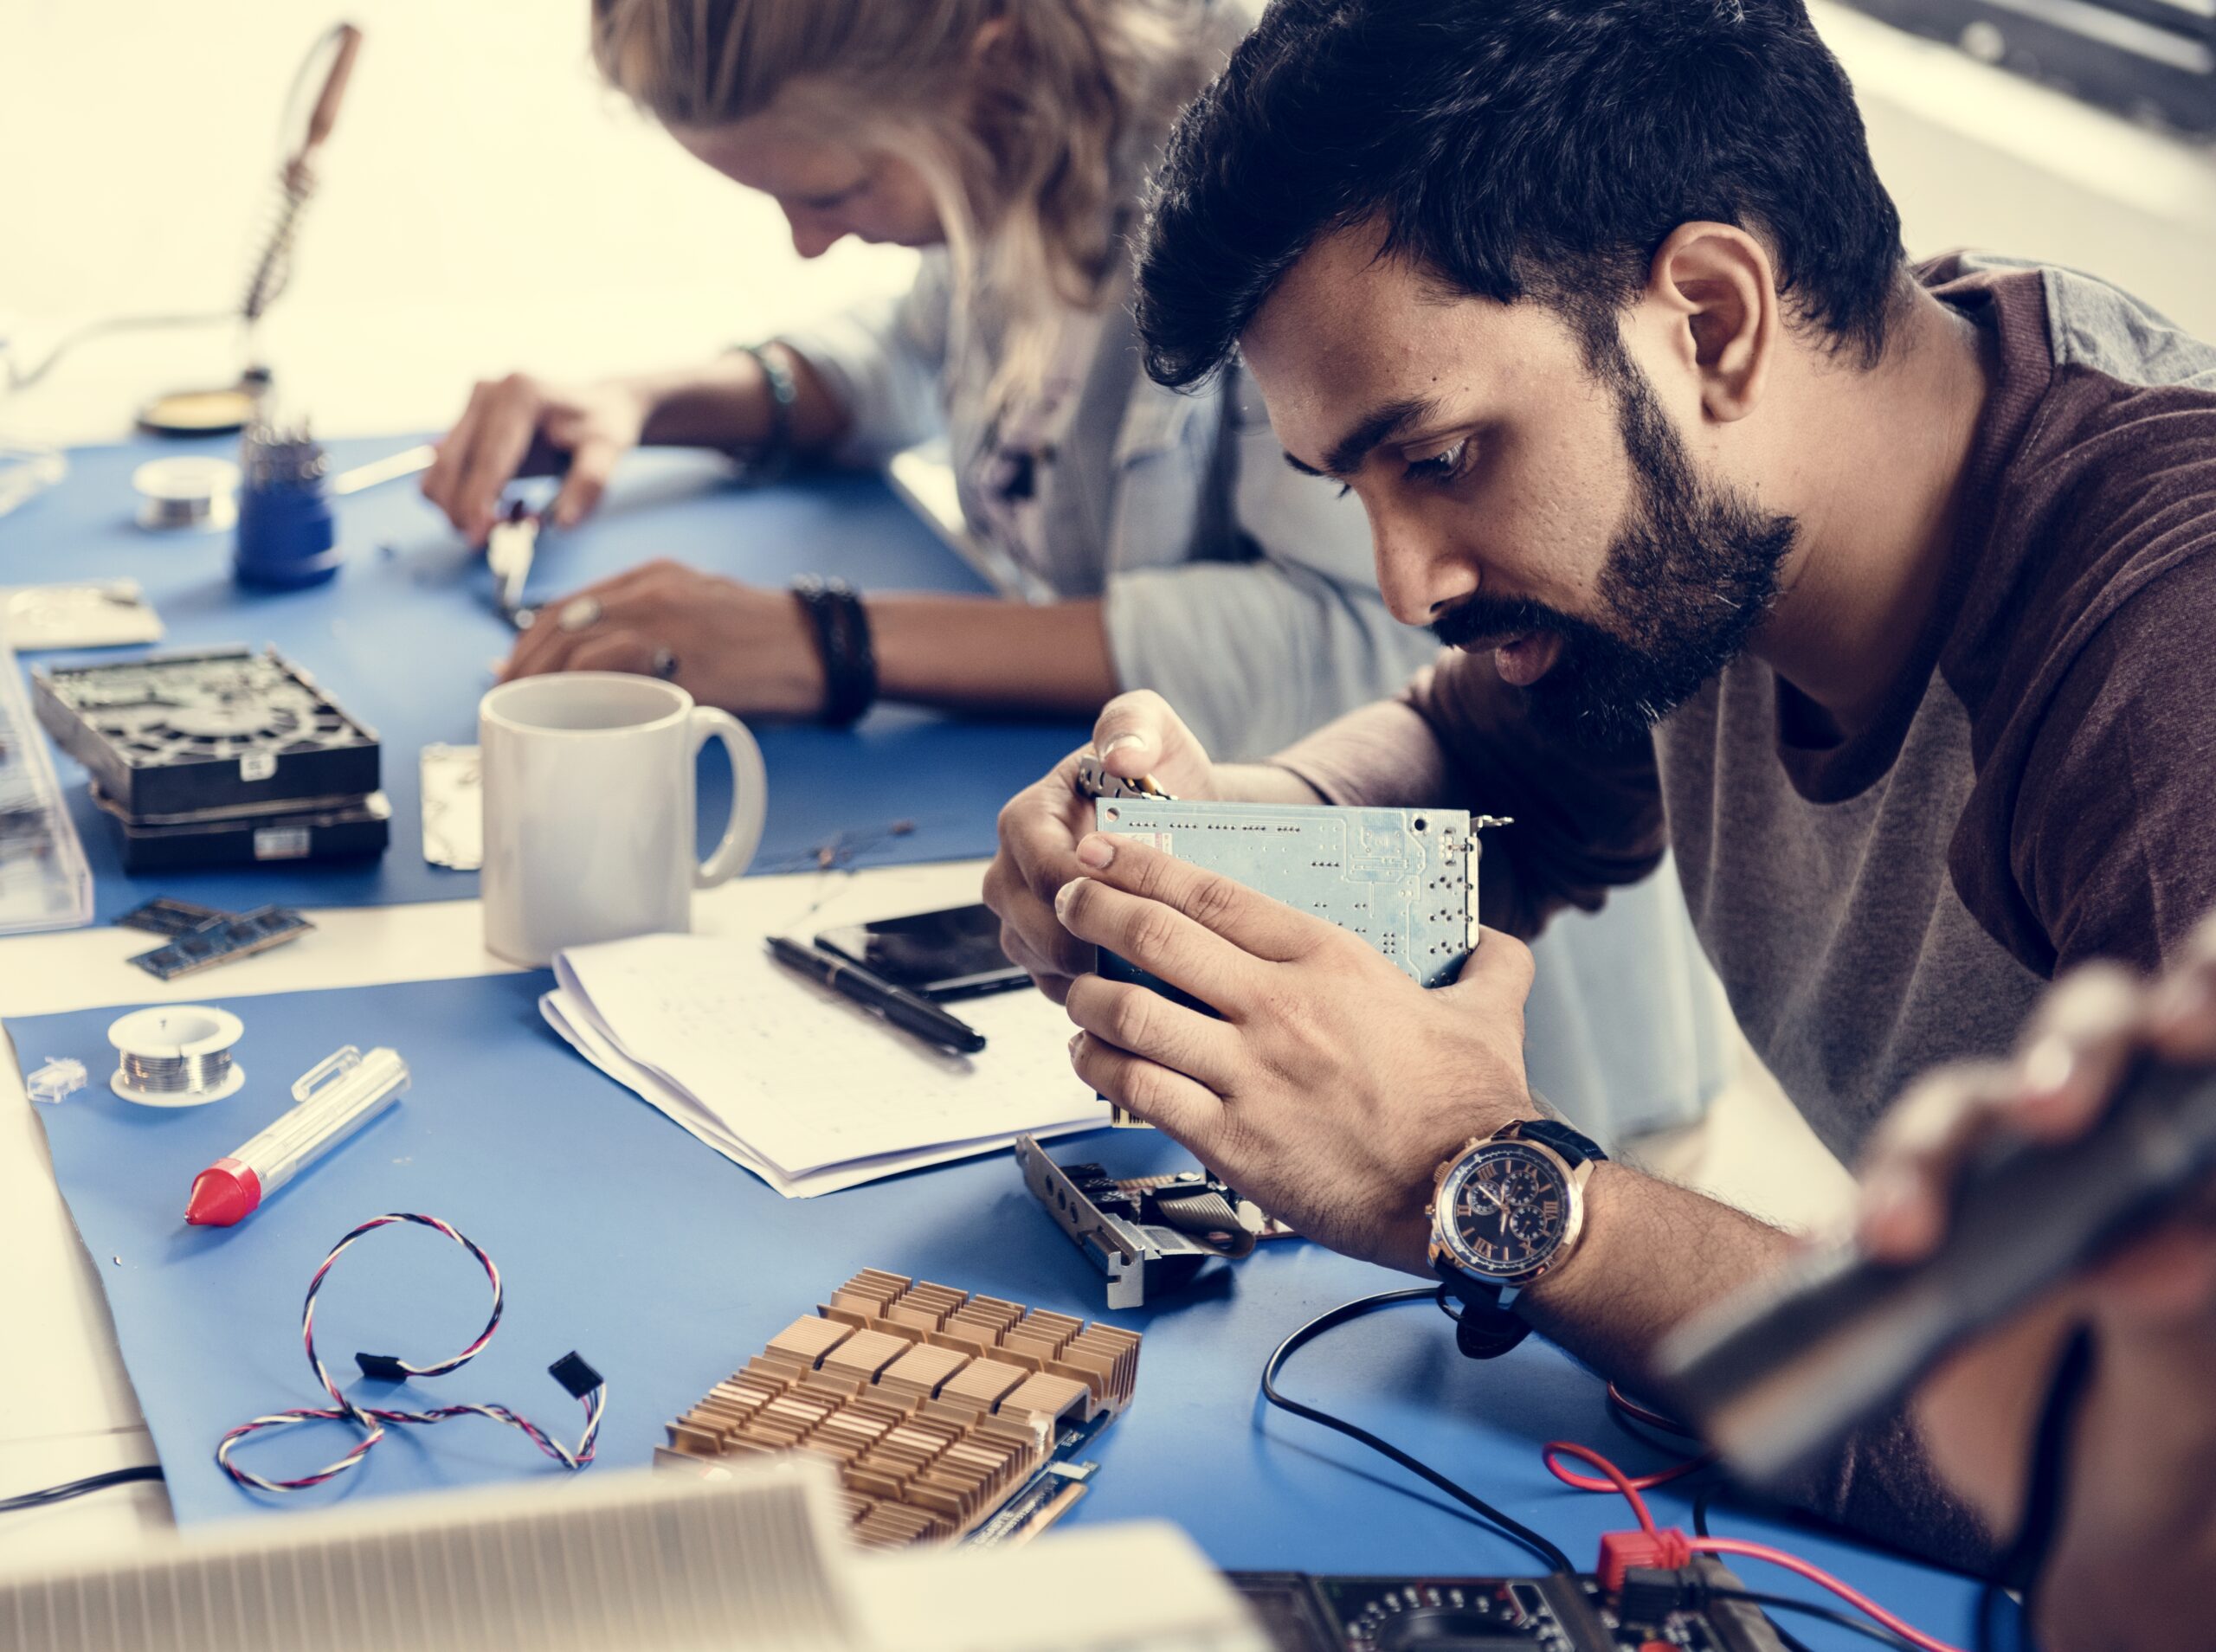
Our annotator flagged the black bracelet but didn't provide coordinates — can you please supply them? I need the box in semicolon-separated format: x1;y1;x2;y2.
737;342;798;482
791;575;878;728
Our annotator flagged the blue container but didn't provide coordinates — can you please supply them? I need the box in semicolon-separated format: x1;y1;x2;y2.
235;475;340;588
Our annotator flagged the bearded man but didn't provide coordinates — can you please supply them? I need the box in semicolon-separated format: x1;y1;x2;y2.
984;0;2216;1585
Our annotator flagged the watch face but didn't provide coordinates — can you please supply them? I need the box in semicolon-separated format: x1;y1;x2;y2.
1436;1141;1573;1280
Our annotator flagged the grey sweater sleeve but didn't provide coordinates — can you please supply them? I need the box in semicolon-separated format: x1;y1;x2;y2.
775;255;953;468
1101;365;1440;762
1105;555;1442;762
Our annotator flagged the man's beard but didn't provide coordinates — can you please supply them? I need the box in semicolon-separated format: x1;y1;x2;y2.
1431;347;1796;749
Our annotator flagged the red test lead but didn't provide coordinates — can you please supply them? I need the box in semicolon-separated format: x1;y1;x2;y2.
186;1045;409;1226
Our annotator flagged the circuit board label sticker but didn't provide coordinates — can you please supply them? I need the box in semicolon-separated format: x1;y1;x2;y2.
254;826;312;860
240;752;277;782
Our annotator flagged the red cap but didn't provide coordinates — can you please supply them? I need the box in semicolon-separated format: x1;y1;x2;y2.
185;1158;262;1226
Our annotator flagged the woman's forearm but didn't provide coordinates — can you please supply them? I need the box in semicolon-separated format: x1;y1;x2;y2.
865;594;1118;716
619;344;852;459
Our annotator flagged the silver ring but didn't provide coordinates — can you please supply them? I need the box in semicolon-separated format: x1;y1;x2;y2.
557;595;602;633
650;646;679;681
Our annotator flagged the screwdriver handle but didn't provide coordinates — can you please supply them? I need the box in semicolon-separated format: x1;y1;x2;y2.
1660;1057;2216;1486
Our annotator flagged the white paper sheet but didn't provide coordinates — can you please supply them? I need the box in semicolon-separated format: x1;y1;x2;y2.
543;933;1106;1198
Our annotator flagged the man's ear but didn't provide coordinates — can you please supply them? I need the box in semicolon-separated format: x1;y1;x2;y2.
1642;222;1777;423
970;15;1016;70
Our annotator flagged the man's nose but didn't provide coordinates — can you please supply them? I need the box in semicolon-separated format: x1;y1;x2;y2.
1371;513;1477;628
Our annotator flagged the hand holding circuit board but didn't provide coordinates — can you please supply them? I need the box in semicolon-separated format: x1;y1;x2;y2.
982;691;1540;1280
982;689;1228;1004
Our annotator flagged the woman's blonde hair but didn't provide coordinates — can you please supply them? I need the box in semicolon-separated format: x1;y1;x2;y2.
591;0;1221;405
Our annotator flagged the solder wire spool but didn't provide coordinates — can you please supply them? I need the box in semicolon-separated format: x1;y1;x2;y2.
107;1005;247;1107
132;457;242;532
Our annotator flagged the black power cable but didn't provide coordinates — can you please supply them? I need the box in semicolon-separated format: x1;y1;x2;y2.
1707;1587;1920;1651
1260;1286;1577;1575
0;1464;165;1515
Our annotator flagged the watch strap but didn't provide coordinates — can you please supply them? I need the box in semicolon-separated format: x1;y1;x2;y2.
1506;1117;1607;1169
1433;1271;1532;1360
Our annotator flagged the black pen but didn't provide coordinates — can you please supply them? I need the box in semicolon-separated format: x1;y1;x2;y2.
766;935;988;1056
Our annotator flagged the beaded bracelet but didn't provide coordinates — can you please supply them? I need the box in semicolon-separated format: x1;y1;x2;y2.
737;341;799;483
791;574;879;728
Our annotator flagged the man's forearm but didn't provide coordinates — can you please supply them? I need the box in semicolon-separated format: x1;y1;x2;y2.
1215;762;1328;804
1524;1162;1995;1571
1520;1162;1793;1382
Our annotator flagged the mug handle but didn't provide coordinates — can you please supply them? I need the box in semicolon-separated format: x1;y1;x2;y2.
692;707;766;888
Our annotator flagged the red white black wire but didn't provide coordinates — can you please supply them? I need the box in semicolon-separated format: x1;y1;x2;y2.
216;1212;604;1494
1543;1439;1964;1652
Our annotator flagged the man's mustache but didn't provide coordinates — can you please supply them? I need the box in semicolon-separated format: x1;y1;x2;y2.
1429;594;1580;651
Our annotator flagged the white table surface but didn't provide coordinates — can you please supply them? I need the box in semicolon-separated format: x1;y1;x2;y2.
0;855;998;1566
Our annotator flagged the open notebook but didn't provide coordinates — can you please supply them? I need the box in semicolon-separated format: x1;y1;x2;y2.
542;932;1107;1197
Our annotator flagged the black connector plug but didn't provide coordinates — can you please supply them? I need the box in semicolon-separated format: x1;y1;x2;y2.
356;1351;409;1383
1615;1565;1693;1630
548;1351;602;1398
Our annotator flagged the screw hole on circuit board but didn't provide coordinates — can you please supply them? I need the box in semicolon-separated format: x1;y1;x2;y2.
1413;817;1428;832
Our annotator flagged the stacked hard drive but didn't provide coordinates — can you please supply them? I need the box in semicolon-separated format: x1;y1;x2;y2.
31;646;390;871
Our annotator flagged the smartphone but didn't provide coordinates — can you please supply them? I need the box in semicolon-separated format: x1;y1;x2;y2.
815;902;1031;1001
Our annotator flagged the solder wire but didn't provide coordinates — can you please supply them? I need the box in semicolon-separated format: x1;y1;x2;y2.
117;1049;235;1096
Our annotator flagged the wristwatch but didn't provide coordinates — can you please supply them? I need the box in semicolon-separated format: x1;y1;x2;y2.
1427;1118;1607;1360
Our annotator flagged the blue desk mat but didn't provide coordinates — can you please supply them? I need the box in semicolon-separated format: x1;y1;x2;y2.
14;972;1981;1646
5;437;1087;921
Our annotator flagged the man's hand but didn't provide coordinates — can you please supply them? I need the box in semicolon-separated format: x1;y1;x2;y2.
499;560;827;718
1858;920;2216;1652
423;373;649;547
982;691;1222;1004
1053;831;1536;1275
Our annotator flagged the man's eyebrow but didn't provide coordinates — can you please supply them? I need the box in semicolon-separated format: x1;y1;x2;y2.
1280;396;1441;480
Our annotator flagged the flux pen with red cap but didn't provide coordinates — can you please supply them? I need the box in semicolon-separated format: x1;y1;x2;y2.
185;1045;409;1226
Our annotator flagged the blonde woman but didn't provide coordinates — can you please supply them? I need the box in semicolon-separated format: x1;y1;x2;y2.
423;0;1731;1142
426;0;1422;759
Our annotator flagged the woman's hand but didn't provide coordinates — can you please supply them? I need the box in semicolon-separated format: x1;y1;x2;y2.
423;373;653;546
500;559;827;718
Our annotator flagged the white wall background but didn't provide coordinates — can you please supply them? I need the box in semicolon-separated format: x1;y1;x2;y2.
0;1;920;447
0;0;2210;449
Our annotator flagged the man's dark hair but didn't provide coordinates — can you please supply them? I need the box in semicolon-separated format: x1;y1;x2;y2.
1136;0;1905;388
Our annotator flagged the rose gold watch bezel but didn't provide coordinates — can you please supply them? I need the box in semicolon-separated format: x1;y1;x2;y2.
1425;1130;1591;1291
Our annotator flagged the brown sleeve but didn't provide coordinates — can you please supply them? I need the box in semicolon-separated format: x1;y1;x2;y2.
1276;650;1666;939
1770;1411;2001;1577
2013;553;2216;975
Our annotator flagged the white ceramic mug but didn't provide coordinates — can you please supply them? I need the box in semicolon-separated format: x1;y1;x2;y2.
479;672;766;967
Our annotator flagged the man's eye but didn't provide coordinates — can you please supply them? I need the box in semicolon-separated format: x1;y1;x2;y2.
1405;440;1469;485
